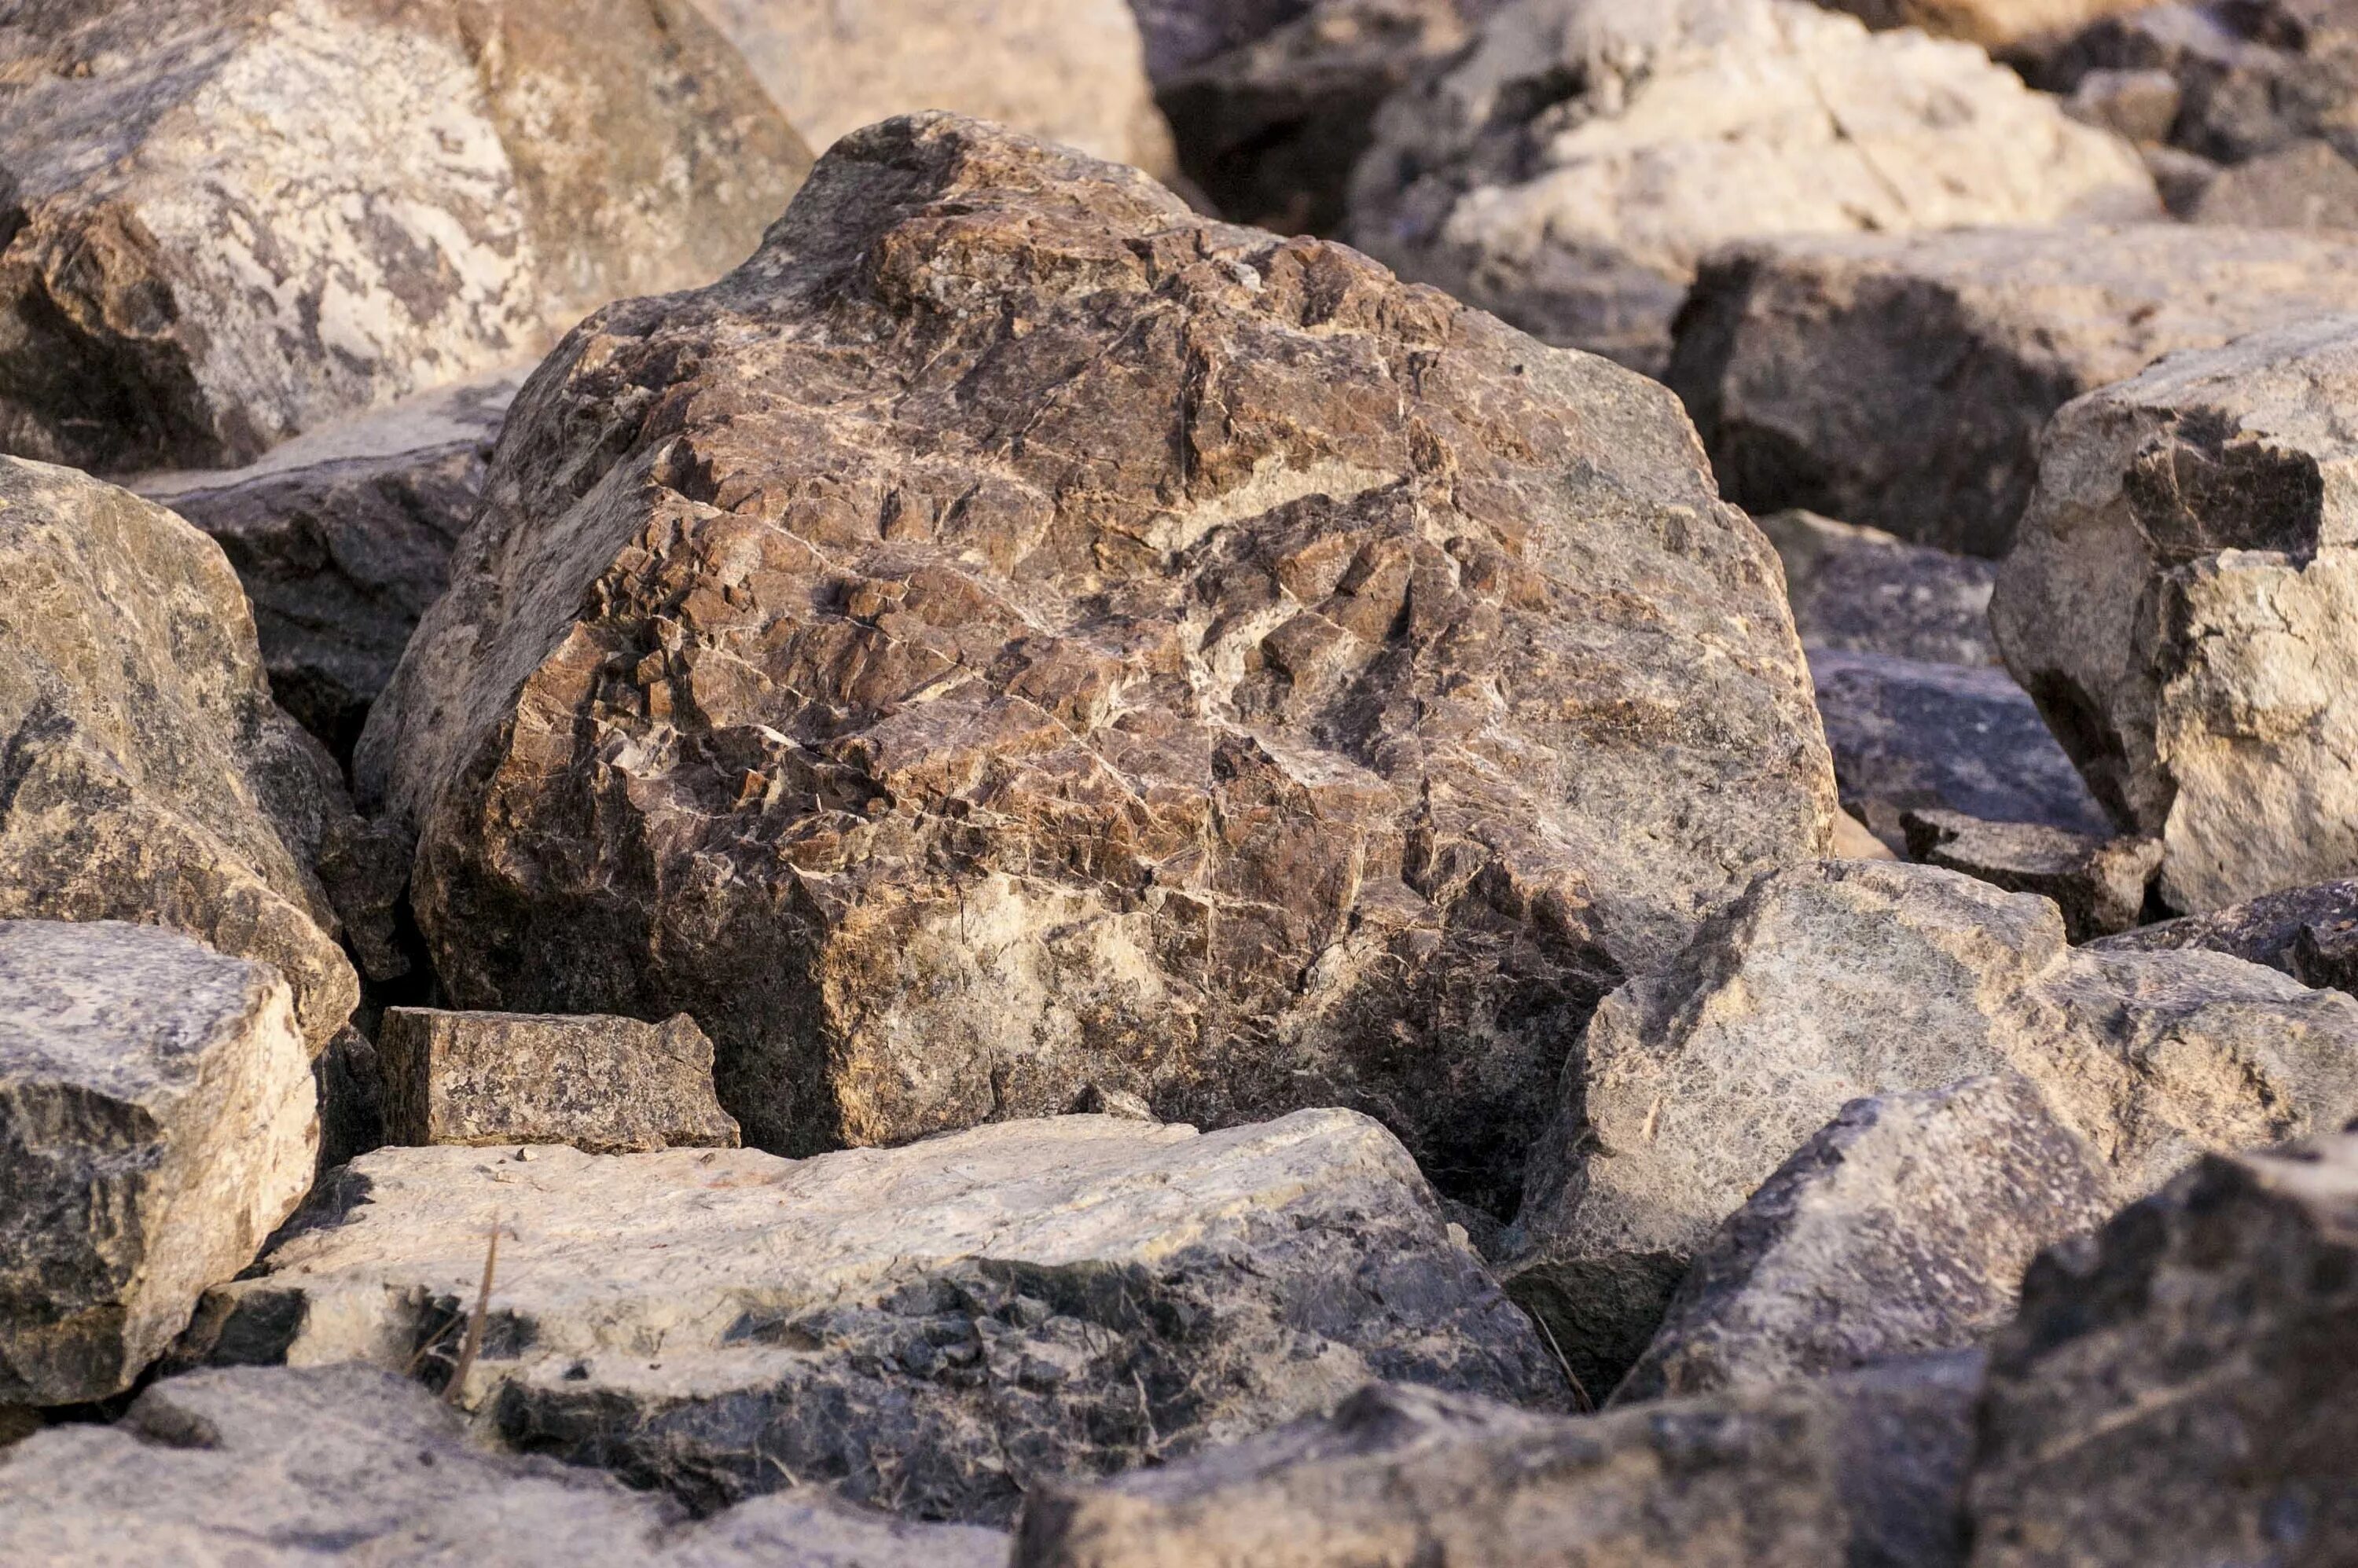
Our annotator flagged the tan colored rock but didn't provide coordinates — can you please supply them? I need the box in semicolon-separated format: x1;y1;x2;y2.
1346;0;2158;376
0;457;354;1046
0;0;809;474
378;1007;740;1153
1992;312;2358;912
356;114;1837;1215
1815;0;2154;49
0;921;314;1405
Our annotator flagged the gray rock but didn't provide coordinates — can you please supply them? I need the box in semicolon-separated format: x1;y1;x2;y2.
1760;510;1999;667
2062;65;2187;143
0;0;807;474
314;1024;384;1177
378;1008;740;1154
1515;860;2358;1388
0;1364;1006;1566
1967;1132;2358;1568
1901;809;2161;942
1615;1077;2111;1404
1015;1357;1980;1567
135;372;523;764
2143;141;2227;214
1809;648;2117;846
0;921;314;1406
1992;312;2358;913
2093;877;2358;996
1814;0;2154;49
187;1108;1570;1522
1346;0;2157;376
2190;135;2358;227
1668;224;2358;556
0;457;356;1047
1130;0;1320;76
356;114;1837;1219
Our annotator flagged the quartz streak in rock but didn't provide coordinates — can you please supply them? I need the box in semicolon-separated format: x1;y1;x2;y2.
358;113;1835;1214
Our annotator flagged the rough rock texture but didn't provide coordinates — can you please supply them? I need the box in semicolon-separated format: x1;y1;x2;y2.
1016;1357;1982;1567
1809;649;2117;848
2191;135;2358;226
0;1364;1008;1566
1993;313;2358;914
189;1109;1570;1522
1668;225;2358;556
0;921;314;1406
0;457;356;1046
0;0;809;475
1761;510;1999;667
2094;877;2358;995
1130;0;1320;75
1815;0;2154;47
686;0;1175;174
378;1007;740;1153
357;114;1837;1215
1614;1077;2110;1404
1901;809;2162;942
1515;859;2358;1387
136;370;523;763
1346;0;2158;376
1968;1133;2358;1567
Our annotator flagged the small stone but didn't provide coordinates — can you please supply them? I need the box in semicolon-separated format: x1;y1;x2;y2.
376;1009;740;1155
1761;509;1999;667
1901;809;2161;942
2062;66;2185;143
2191;137;2358;230
2093;877;2358;998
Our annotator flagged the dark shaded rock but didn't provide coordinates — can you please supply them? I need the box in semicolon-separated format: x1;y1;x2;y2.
1667;224;2358;555
1814;0;2154;48
1761;510;1999;667
2190;134;2358;225
378;1007;740;1154
313;1025;384;1178
0;921;314;1406
2062;64;2187;142
189;1110;1570;1523
2093;877;2358;995
1901;809;2162;942
357;113;1836;1217
1616;1077;2110;1404
1130;0;1319;75
1967;1132;2358;1568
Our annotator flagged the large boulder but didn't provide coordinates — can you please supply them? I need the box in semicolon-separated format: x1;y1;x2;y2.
1345;0;2157;377
0;457;355;1046
1760;510;2000;668
1967;1133;2358;1567
0;1364;1007;1567
1993;314;2358;913
1514;859;2358;1389
0;0;809;474
356;114;1837;1214
187;1109;1571;1522
2094;876;2358;996
0;921;314;1406
1668;225;2358;556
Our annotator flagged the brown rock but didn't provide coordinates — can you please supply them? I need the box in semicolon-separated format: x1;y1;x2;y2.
1901;808;2162;941
358;115;1836;1214
2094;877;2358;995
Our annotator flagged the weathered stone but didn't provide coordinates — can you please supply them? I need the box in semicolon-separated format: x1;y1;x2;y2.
1616;1077;2110;1405
378;1007;740;1154
2094;877;2358;996
1668;225;2358;556
1130;0;1320;76
189;1109;1570;1522
1346;0;2157;376
314;1024;384;1177
0;457;355;1046
2062;65;2187;143
1809;649;2117;847
1901;809;2161;942
1515;860;2358;1386
1761;510;1999;667
0;921;314;1406
1992;312;2358;913
2191;134;2358;226
1813;0;2154;49
1016;1357;1981;1567
0;1364;1007;1566
2144;141;2228;213
135;371;523;764
686;0;1174;174
357;114;1836;1215
1967;1133;2358;1568
0;0;809;475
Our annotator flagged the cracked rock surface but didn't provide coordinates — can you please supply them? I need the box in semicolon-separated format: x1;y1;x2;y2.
187;1108;1570;1523
358;113;1835;1215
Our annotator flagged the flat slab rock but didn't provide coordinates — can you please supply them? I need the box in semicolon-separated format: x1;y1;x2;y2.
357;113;1836;1218
1993;311;2358;914
1760;510;1999;668
1969;1133;2358;1568
379;1007;740;1154
1901;808;2161;942
0;1364;1005;1568
1515;859;2358;1392
0;921;314;1406
188;1108;1570;1523
1668;224;2358;556
2094;877;2358;997
1346;0;2156;376
1016;1357;1983;1568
